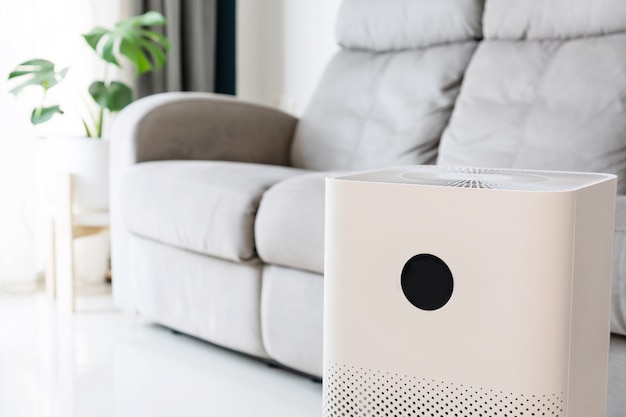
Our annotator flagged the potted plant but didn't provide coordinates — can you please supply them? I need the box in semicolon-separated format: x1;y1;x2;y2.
7;11;170;212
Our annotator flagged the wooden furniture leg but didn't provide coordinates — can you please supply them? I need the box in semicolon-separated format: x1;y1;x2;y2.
45;215;56;299
55;172;75;313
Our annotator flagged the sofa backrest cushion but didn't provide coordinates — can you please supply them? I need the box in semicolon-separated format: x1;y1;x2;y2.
290;0;483;171
484;0;626;41
438;0;626;193
336;0;483;51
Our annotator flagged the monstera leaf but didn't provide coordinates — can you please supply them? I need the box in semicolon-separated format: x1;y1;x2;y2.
88;81;133;112
31;105;64;125
8;59;68;95
8;59;67;125
82;11;170;75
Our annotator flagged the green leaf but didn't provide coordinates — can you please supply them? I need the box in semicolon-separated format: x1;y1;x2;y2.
101;37;120;67
139;38;166;69
8;70;33;78
81;11;170;76
20;59;55;67
31;105;64;125
124;11;167;27
88;81;133;112
106;81;133;111
139;29;171;51
89;81;108;108
9;59;54;79
82;27;108;51
8;60;68;95
119;39;152;75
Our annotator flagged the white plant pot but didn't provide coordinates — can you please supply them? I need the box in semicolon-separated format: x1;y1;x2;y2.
38;137;109;213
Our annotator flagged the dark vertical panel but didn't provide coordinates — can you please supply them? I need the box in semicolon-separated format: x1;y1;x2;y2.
133;0;217;98
214;0;237;95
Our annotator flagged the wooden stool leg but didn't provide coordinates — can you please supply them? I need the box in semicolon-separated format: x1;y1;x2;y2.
45;215;56;299
55;172;75;313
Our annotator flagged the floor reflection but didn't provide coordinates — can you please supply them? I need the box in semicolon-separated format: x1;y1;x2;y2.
0;291;322;417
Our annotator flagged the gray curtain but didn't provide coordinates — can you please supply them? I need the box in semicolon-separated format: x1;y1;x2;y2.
133;0;217;97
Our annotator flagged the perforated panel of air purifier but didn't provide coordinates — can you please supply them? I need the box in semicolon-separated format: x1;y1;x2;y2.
323;363;565;417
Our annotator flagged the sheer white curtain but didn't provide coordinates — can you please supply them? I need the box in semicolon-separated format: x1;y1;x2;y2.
0;0;130;286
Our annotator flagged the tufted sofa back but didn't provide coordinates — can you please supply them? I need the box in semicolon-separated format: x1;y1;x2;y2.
290;0;484;171
438;0;626;193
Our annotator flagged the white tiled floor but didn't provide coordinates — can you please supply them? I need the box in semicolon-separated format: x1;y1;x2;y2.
0;286;322;417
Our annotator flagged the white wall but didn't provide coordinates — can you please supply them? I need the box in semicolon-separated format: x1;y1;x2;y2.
282;0;342;115
237;0;342;116
236;0;286;109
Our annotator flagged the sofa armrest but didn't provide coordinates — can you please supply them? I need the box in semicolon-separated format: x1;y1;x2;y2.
110;92;298;313
612;195;626;336
111;92;298;166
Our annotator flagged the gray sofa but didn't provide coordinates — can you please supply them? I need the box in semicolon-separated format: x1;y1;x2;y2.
111;0;626;414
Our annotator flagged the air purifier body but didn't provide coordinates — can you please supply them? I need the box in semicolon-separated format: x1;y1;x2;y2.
323;166;617;417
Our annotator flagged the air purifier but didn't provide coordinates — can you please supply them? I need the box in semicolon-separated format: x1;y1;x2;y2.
323;166;617;417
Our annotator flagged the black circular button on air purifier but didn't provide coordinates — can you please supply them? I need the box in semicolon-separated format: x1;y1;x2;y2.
401;254;454;311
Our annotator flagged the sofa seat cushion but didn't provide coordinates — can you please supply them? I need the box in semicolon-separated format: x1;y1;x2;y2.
260;265;324;377
123;160;305;262
256;171;337;274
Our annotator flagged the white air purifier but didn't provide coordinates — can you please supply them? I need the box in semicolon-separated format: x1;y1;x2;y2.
323;166;617;417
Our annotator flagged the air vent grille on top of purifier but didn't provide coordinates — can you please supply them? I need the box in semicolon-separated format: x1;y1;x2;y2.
323;364;565;417
399;167;550;190
334;165;614;192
